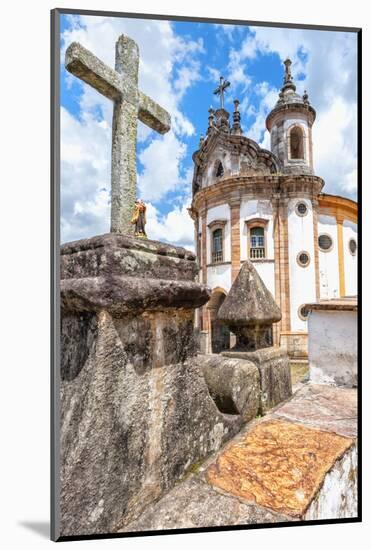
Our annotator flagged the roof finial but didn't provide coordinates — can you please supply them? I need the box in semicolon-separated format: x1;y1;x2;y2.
207;106;215;134
281;58;296;93
231;98;242;135
284;58;292;83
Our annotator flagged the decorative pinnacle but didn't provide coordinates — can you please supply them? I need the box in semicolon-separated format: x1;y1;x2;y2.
207;107;215;134
281;57;296;93
284;58;293;83
231;98;242;135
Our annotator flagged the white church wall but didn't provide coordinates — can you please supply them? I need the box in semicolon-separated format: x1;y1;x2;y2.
206;203;231;264
288;198;317;331
308;308;357;388
318;214;340;299
253;261;276;298
343;220;357;296
240;199;274;260
207;263;232;293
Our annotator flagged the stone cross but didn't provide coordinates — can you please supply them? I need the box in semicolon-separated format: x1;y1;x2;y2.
65;35;171;235
213;76;230;110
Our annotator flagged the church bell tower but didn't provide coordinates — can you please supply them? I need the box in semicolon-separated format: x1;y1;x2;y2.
266;58;316;175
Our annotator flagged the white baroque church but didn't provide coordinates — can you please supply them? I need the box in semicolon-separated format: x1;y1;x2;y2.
189;59;358;357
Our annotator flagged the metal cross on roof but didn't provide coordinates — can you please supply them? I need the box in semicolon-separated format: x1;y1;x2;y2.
213;76;230;110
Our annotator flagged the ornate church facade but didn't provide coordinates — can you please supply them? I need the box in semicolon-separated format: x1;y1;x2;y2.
189;60;358;357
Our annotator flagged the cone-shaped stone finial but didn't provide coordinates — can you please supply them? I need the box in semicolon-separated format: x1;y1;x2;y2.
217;260;281;350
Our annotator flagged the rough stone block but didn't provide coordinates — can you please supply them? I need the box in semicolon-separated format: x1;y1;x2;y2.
60;234;245;537
194;354;260;422
222;346;292;413
121;477;291;532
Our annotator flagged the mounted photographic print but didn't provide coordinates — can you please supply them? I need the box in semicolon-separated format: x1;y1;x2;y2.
51;8;361;542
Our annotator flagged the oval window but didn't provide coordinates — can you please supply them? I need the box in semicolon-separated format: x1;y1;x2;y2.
349;239;357;255
296;202;308;217
297;251;310;267
298;304;309;321
318;234;333;252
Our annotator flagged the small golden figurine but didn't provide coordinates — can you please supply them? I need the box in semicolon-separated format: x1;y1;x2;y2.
131;199;147;238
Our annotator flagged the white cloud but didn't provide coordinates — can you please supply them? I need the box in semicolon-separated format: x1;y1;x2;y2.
146;201;195;251
229;26;357;199
60;15;203;243
60;107;111;242
138;131;188;202
244;81;279;144
61;15;203;137
313;97;357;197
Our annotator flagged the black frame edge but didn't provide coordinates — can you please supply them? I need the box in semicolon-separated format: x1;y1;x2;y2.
51;7;61;543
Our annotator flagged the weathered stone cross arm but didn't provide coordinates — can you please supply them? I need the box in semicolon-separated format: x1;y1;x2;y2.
138;90;170;134
65;42;122;100
65;42;170;133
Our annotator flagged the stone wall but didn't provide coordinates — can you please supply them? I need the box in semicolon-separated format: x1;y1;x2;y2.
306;302;357;387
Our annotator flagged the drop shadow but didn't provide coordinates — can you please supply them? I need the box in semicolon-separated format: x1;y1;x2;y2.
18;521;49;539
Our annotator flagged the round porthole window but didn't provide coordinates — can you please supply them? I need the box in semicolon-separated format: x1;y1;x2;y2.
318;234;333;252
298;304;309;321
297;251;310;267
349;239;357;256
295;201;308;217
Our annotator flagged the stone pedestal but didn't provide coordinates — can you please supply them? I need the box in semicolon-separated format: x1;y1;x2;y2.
222;347;292;413
59;234;244;537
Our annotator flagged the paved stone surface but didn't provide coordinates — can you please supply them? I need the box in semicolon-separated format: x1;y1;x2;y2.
272;384;357;438
121;477;291;532
116;383;358;530
206;419;353;518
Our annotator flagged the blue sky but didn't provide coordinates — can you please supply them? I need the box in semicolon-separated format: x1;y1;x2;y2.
60;14;357;248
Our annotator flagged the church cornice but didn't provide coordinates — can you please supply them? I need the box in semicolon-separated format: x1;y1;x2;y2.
318;193;358;223
266;102;316;131
191;174;325;211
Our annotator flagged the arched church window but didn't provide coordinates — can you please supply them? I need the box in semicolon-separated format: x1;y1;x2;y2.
212;228;223;263
215;160;224;178
290;126;304;159
250;226;265;259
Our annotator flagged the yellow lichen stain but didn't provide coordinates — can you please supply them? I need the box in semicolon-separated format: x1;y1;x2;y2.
206;420;353;518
